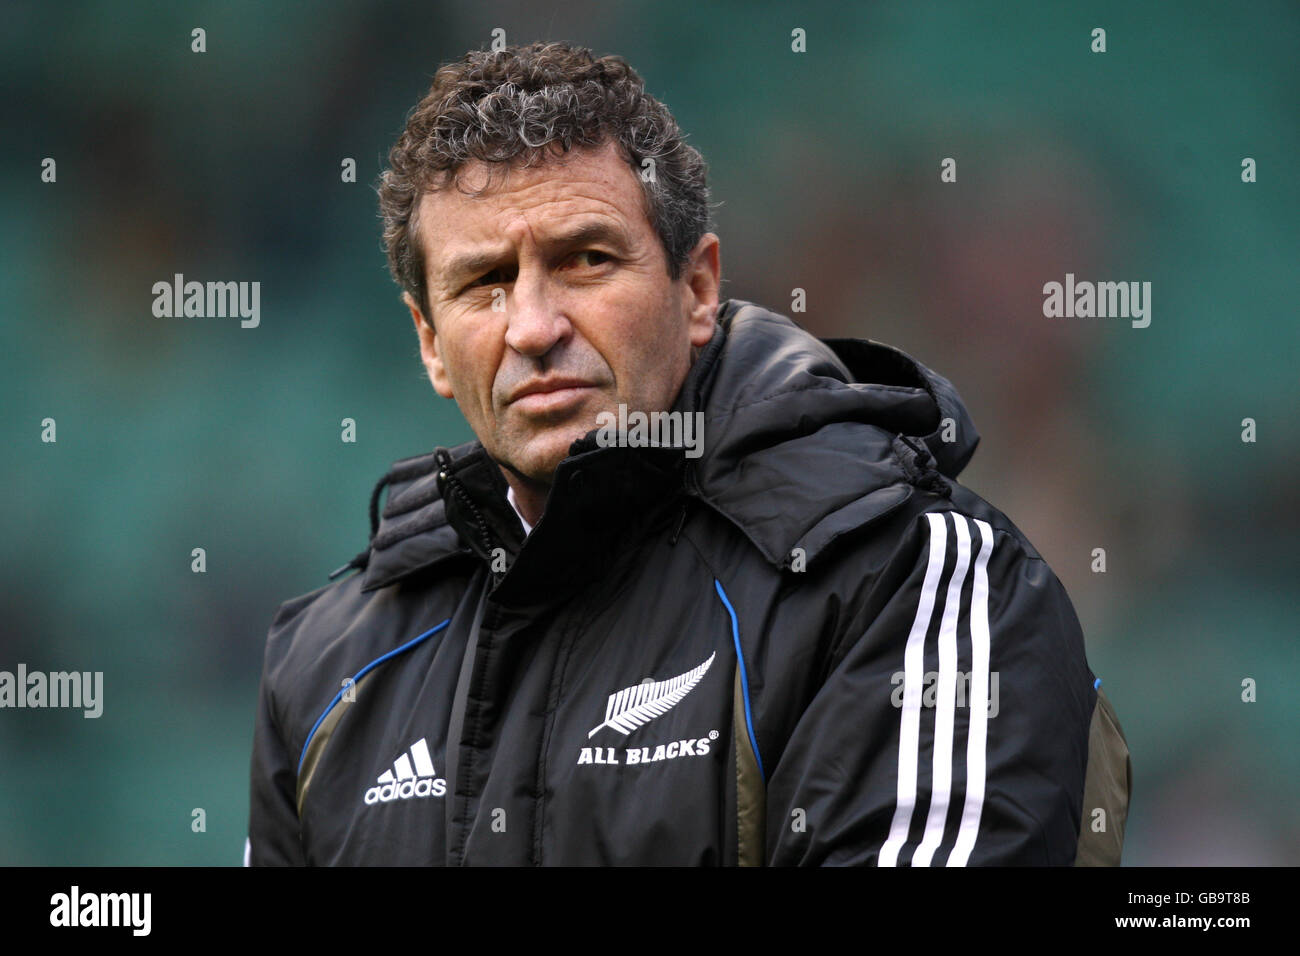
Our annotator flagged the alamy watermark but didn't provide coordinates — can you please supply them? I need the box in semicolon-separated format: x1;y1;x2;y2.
0;664;102;718
891;669;1000;718
151;273;260;328
594;404;705;459
50;886;150;936
1042;273;1150;328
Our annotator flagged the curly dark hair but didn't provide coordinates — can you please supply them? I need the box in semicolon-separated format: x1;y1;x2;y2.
377;41;715;320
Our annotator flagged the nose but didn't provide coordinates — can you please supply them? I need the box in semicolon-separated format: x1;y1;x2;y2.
503;269;572;359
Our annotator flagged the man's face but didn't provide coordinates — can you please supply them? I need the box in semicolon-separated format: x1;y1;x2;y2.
405;140;720;485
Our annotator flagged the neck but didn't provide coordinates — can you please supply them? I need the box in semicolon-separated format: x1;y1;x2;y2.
500;465;549;529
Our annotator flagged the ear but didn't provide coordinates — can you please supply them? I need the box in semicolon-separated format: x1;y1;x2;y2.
683;232;721;348
404;291;455;399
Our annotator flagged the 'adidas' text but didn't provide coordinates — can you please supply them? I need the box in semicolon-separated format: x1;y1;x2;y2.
363;737;446;805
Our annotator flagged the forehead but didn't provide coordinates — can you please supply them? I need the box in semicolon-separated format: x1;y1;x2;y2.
416;141;652;279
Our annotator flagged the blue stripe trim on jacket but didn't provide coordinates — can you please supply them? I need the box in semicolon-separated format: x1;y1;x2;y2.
714;578;765;781
296;618;452;774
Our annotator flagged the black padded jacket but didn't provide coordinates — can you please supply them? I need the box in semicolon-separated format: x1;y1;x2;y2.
246;298;1132;866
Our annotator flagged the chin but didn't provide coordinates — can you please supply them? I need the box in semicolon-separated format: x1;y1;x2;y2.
507;428;589;483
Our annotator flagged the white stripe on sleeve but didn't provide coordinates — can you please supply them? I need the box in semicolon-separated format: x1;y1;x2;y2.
879;512;949;867
947;518;995;866
912;513;973;866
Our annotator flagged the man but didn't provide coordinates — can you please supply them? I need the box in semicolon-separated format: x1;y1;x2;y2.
247;41;1131;866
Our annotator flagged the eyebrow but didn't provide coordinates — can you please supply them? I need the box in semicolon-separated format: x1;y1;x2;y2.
439;220;629;285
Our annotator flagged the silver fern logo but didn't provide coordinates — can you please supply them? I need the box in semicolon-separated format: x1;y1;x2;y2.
588;652;716;738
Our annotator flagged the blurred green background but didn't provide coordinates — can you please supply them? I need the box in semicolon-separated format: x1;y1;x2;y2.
1;0;1295;864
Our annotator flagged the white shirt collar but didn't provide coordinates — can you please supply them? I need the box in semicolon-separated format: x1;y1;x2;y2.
505;484;534;537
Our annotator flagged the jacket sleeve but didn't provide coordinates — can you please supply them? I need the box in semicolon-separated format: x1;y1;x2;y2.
765;509;1097;865
247;629;308;866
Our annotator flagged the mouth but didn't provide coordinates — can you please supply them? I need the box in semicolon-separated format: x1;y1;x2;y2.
506;378;599;415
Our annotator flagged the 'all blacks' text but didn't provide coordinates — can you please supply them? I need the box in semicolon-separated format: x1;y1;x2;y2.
577;732;717;766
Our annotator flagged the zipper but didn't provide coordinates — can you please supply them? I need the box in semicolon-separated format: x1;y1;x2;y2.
436;448;506;584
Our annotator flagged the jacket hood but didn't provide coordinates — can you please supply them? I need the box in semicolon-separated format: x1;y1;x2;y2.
355;298;979;592
669;299;979;567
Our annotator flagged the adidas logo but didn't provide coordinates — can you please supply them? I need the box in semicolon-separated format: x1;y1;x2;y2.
362;737;447;805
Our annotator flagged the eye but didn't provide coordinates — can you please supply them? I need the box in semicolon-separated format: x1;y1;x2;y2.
570;250;612;268
458;267;510;295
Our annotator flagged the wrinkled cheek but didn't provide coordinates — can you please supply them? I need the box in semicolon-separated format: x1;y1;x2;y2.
445;347;496;430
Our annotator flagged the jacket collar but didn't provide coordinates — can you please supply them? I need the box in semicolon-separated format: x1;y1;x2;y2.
360;297;980;593
360;436;688;603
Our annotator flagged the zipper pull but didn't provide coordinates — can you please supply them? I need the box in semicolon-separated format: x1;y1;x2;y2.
669;501;689;545
435;447;453;488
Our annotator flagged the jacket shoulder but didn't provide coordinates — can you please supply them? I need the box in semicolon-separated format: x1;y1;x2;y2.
849;481;1062;584
809;483;1089;680
260;573;376;714
256;446;474;749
